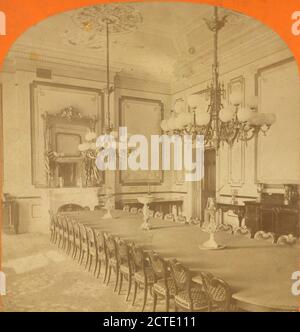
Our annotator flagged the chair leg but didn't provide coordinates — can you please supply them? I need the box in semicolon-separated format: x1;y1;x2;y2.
89;255;93;272
114;267;119;292
72;244;76;259
126;274;132;302
97;260;102;279
118;273;123;295
165;295;170;312
153;292;157;312
84;252;89;269
106;266;112;285
58;235;62;248
103;262;108;284
142;283;148;312
80;251;85;265
94;259;98;276
132;281;138;306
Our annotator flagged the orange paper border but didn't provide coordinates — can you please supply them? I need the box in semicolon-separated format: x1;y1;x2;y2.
0;0;299;312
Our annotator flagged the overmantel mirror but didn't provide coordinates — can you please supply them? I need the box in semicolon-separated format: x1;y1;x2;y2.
30;81;104;188
42;106;103;188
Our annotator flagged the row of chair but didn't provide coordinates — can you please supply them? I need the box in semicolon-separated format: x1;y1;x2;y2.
49;211;232;312
218;224;298;245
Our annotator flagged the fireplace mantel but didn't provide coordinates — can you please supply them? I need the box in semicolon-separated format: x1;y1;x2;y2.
46;187;100;213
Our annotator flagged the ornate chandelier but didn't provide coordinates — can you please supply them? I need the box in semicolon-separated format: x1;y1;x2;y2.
161;7;276;149
63;4;143;133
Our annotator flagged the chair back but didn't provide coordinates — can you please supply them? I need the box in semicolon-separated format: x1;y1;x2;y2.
164;213;175;222
234;227;251;238
123;205;130;212
86;226;97;251
130;207;138;214
254;231;275;244
60;216;69;235
200;272;232;311
277;234;297;246
217;224;233;234
148;251;168;282
177;215;187;224
154;211;163;219
73;221;80;241
104;233;117;260
79;224;88;244
115;237;130;266
130;244;146;273
169;260;191;294
66;217;75;238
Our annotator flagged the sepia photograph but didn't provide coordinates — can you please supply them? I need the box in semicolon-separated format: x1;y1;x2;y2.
0;1;299;313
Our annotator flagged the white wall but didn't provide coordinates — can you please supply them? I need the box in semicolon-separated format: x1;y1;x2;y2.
172;48;300;227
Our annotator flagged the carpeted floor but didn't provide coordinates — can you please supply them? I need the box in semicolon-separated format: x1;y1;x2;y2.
1;232;166;312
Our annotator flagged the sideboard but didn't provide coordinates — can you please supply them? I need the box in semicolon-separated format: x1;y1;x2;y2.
244;194;299;239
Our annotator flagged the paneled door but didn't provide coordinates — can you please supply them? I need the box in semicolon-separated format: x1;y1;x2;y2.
201;149;216;221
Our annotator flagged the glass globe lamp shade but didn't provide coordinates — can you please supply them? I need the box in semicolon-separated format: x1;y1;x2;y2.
264;113;276;125
195;109;210;126
237;107;253;122
219;106;235;122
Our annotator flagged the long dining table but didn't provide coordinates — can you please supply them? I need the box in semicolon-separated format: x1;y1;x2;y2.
64;209;300;312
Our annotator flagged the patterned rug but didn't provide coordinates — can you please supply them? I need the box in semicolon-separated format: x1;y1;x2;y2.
1;233;168;312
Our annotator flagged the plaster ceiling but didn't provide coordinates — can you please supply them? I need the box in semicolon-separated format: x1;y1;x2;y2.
7;2;289;83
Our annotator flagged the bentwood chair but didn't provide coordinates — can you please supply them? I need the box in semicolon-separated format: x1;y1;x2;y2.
233;226;251;238
72;222;82;262
199;272;232;312
104;233;119;291
169;260;208;312
115;237;133;300
86;226;98;275
217;224;233;234
79;224;89;269
148;251;175;312
94;230;108;282
277;234;297;246
254;230;275;244
130;244;155;311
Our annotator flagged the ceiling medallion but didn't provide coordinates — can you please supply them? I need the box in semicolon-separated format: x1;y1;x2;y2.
62;4;143;133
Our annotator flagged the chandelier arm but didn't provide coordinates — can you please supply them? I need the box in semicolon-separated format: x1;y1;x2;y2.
239;127;257;142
